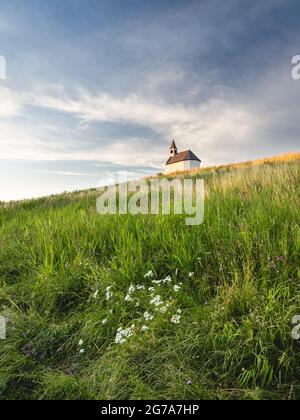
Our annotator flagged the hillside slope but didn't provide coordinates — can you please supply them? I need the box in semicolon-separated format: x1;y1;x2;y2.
0;154;299;400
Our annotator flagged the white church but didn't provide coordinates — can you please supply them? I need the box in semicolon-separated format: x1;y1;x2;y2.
164;140;201;174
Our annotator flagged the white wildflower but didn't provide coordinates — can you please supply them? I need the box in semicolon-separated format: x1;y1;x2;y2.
189;272;194;277
79;348;85;354
156;302;171;313
136;285;145;290
78;339;83;346
141;325;149;332
158;305;168;313
128;285;135;293
144;311;154;321
144;270;154;278
150;295;164;306
152;279;163;284
125;285;136;302
173;284;181;292
93;289;99;299
105;286;113;301
115;325;135;345
148;287;155;292
171;314;181;324
152;275;172;285
102;318;108;325
115;335;126;344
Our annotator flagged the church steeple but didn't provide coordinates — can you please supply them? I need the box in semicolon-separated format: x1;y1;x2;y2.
169;140;177;158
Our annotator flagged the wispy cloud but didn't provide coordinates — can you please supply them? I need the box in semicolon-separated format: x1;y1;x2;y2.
1;62;299;166
0;86;23;117
0;85;255;165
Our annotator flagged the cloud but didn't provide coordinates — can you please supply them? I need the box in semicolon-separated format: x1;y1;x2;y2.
30;169;102;177
25;87;257;164
1;66;298;167
0;86;23;117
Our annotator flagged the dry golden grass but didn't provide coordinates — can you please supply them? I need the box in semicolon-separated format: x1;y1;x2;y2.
161;152;300;177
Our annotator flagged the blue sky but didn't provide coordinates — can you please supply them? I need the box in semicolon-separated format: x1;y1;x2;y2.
0;0;299;200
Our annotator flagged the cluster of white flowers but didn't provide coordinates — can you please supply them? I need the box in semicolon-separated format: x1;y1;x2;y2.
115;325;135;344
150;295;164;306
105;286;113;301
125;285;141;307
110;268;191;346
157;302;171;313
125;284;136;302
151;275;172;286
78;339;85;354
151;280;161;285
141;325;149;332
173;283;183;292
143;311;154;321
171;309;182;324
144;270;154;278
163;275;172;283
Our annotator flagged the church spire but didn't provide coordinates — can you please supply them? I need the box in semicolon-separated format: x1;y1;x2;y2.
169;140;177;157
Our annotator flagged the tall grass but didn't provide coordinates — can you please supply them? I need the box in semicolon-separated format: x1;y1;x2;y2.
0;157;299;400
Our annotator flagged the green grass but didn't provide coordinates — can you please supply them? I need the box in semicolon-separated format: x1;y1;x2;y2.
0;157;299;400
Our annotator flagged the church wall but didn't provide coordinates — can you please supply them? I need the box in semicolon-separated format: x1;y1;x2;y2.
164;160;200;174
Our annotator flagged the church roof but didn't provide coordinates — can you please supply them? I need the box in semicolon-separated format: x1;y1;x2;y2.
166;149;201;165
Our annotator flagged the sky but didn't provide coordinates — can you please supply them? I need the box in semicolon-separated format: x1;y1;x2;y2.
0;0;299;201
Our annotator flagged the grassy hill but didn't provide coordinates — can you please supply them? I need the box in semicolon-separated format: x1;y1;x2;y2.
0;153;299;400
